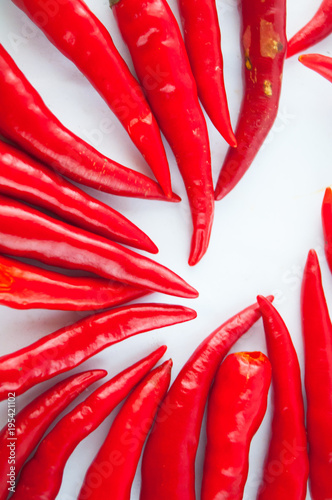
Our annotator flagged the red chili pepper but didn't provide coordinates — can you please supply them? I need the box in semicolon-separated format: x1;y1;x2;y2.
202;351;271;500
214;0;287;201
78;359;172;500
177;0;236;147
0;140;157;253
11;346;166;500
11;0;172;196
140;297;272;500
0;195;198;298
301;249;332;500
0;44;179;202
299;53;332;83
287;0;332;59
256;295;309;500
0;254;150;311
0;305;194;399
322;187;332;273
110;0;215;266
0;369;106;500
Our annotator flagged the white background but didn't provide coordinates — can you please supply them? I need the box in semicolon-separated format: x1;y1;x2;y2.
0;0;331;498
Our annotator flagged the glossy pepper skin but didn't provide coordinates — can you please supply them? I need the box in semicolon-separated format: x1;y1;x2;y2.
0;254;150;311
214;0;287;201
301;250;332;500
0;45;179;202
11;347;166;500
111;0;215;266
140;297;272;500
0;195;198;298
322;187;332;273
0;369;106;500
287;0;332;58
79;359;172;500
0;140;157;253
202;351;272;500
0;305;195;400
11;0;172;196
256;296;309;500
299;53;332;83
177;0;236;147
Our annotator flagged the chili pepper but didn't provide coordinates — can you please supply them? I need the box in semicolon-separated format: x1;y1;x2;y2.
322;187;332;274
287;0;332;59
0;195;198;298
0;254;150;311
177;0;236;147
0;140;157;253
78;359;172;500
0;45;179;202
299;53;332;83
110;0;215;266
301;249;332;500
11;346;166;500
11;0;172;196
214;0;287;201
256;295;309;500
0;369;106;500
0;304;194;400
140;297;272;500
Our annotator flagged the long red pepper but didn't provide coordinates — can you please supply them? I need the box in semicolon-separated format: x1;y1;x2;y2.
11;0;172;196
0;369;106;500
301;249;332;500
256;296;309;500
299;53;332;83
0;305;195;399
110;0;215;266
287;0;332;59
78;359;172;500
214;0;287;201
177;0;236;147
0;140;157;253
202;351;271;500
0;44;179;202
322;187;332;274
0;195;198;298
0;254;150;311
11;347;166;500
140;297;272;500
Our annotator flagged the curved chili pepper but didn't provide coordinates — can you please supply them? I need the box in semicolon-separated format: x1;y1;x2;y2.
0;305;195;400
202;351;271;500
177;0;236;147
110;0;215;266
11;0;172;196
0;44;179;202
301;249;332;500
0;369;106;500
322;187;332;273
11;346;166;500
256;295;309;500
140;297;272;500
79;359;172;500
299;53;332;83
0;140;157;253
214;0;287;201
287;0;332;59
0;195;198;298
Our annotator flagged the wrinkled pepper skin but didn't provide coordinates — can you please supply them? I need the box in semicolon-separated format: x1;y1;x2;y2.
11;347;166;500
322;187;332;273
215;0;287;201
11;0;172;196
111;0;215;266
0;305;195;400
301;250;332;500
299;53;332;83
256;296;309;500
202;352;271;500
0;195;198;298
79;359;172;500
0;44;179;201
0;370;106;500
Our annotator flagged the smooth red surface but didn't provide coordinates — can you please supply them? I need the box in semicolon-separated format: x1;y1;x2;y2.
299;53;332;83
322;187;332;273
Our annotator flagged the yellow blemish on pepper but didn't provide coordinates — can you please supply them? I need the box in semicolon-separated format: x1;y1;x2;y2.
263;80;273;96
260;19;282;59
0;267;14;291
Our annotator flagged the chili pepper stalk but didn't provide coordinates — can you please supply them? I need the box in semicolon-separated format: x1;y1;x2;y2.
299;53;332;83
